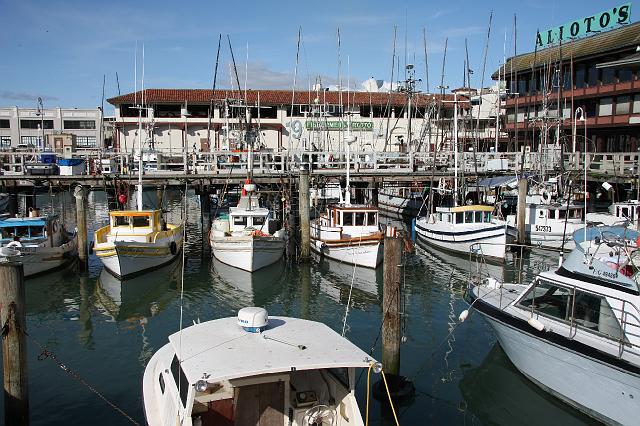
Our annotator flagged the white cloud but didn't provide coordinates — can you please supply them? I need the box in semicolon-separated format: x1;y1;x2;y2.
0;90;59;101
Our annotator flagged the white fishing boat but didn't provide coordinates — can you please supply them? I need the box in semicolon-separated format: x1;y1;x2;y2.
143;307;379;426
465;225;640;425
209;181;285;272
0;210;76;277
93;95;183;279
506;196;585;251
415;205;507;261
587;199;640;229
309;117;383;269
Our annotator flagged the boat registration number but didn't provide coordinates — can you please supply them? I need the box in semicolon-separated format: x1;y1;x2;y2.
535;225;552;233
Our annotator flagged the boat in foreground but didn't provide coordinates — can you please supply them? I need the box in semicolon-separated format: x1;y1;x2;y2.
415;205;507;261
209;182;285;272
143;307;377;426
466;225;640;424
93;209;183;279
0;211;76;277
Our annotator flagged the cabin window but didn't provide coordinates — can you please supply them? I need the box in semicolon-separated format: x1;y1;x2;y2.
443;213;451;223
170;356;190;407
455;212;463;224
31;227;44;237
518;279;622;340
538;210;545;218
132;216;150;227
15;227;30;238
114;216;130;227
342;212;353;226
558;209;567;220
253;216;265;226
436;213;442;222
475;212;483;223
328;368;350;389
355;213;365;226
465;212;474;223
234;216;247;226
367;212;377;226
159;373;166;394
484;212;491;222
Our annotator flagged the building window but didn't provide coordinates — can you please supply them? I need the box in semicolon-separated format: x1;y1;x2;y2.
0;136;11;147
20;119;53;129
587;64;599;87
20;136;40;146
615;96;630;115
598;98;613;116
618;68;633;83
575;65;586;89
76;136;96;148
64;120;96;129
634;95;640;114
0;119;9;129
601;67;615;85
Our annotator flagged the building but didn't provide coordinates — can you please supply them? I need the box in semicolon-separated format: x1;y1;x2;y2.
0;106;104;151
496;21;640;153
107;89;462;155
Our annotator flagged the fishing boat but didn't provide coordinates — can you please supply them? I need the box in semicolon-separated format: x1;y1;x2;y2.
93;98;183;279
587;199;640;229
377;184;425;217
506;194;585;251
0;209;76;277
143;307;379;426
309;118;383;269
209;181;285;272
465;225;640;425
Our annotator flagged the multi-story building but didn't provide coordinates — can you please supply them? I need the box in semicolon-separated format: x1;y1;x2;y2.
0;106;104;151
107;89;460;154
496;21;640;153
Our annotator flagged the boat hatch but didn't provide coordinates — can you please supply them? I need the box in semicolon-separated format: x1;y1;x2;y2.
517;277;624;341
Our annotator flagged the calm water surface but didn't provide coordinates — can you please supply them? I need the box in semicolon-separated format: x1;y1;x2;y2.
1;190;598;425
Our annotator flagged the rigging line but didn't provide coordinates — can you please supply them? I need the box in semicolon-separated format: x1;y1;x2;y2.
207;34;222;149
426;37;447;215
177;180;188;414
384;27;397;153
289;26;302;152
473;11;493;196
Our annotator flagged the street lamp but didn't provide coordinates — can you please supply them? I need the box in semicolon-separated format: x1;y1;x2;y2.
574;107;587;240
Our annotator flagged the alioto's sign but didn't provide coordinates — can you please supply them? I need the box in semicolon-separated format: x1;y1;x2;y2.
305;121;373;131
536;3;632;48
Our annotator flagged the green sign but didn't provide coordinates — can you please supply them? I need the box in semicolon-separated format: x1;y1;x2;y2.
536;3;631;48
305;121;373;131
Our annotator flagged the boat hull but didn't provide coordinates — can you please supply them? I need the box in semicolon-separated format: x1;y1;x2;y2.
310;238;383;268
18;239;77;277
98;241;182;279
210;236;285;272
377;192;424;217
482;314;640;425
415;220;506;261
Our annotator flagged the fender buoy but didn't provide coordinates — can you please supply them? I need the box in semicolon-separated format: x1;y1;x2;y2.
89;240;94;255
7;241;22;248
52;221;58;233
170;241;177;256
540;189;551;204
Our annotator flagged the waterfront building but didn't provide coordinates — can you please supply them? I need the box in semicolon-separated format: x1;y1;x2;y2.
496;21;640;153
0;106;104;151
107;88;461;154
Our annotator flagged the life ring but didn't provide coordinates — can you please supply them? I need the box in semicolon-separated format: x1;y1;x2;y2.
7;241;22;248
540;189;551;204
52;221;58;233
170;241;177;256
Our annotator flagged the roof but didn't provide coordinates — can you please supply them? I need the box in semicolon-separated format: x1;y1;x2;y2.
108;89;460;109
109;210;160;217
597;52;640;69
438;205;494;213
0;218;47;228
494;22;640;78
168;316;375;382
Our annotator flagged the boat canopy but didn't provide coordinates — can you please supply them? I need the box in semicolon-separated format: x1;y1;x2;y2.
573;225;639;246
168;317;374;383
0;218;47;228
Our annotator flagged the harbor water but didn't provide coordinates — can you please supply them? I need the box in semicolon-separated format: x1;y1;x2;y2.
1;190;598;425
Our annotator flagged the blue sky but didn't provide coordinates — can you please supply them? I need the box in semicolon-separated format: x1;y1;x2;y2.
0;0;632;113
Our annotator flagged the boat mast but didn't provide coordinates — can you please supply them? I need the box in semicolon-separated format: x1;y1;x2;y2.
137;44;145;212
345;113;356;206
453;91;459;206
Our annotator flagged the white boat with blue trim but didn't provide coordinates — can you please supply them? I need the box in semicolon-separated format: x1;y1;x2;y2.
466;225;640;425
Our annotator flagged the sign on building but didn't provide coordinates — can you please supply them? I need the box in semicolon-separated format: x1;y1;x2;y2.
305;121;374;131
536;3;632;49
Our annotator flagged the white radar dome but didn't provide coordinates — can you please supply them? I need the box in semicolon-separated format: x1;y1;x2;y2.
238;307;269;333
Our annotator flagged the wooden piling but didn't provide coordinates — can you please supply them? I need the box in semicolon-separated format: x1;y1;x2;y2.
74;186;88;270
382;233;402;377
0;260;29;426
517;178;528;245
298;169;310;261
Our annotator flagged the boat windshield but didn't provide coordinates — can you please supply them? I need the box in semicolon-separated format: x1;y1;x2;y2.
518;278;623;340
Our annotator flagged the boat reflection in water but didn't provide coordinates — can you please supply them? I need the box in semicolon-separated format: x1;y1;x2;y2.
460;344;598;425
313;252;381;307
211;256;286;307
94;260;182;322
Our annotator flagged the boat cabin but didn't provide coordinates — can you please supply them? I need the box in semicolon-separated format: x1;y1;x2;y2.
328;206;378;228
105;210;163;242
610;201;640;224
0;217;50;245
433;205;494;225
528;203;584;222
145;315;374;426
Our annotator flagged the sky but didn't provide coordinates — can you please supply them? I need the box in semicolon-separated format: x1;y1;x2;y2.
0;0;633;113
